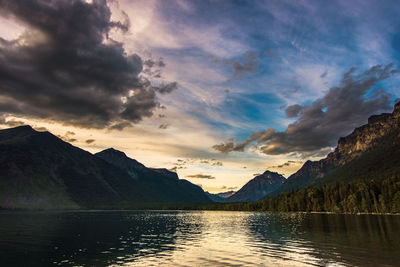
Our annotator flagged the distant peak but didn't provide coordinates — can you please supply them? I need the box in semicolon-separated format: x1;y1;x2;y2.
261;170;283;177
102;148;123;153
0;125;36;134
262;170;276;175
12;125;34;131
97;148;127;158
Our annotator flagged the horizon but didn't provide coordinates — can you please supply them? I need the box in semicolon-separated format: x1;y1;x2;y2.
1;0;400;193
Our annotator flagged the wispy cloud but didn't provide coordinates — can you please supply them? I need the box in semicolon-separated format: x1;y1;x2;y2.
186;174;215;179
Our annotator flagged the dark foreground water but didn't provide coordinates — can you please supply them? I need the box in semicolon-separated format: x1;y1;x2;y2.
0;211;399;266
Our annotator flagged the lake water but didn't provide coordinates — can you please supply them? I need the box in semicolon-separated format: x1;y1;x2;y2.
0;211;399;266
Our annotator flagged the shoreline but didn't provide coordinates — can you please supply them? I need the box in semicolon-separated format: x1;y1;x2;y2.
1;207;399;215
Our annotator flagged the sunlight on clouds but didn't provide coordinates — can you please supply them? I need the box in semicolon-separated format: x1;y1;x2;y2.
0;16;25;40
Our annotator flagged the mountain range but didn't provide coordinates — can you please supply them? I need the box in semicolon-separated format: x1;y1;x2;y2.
0;126;210;209
271;102;400;196
209;102;400;204
1;103;399;210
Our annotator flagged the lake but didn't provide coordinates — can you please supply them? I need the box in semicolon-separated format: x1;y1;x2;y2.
0;210;399;266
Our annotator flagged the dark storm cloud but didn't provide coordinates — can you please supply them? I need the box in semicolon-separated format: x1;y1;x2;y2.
154;82;178;94
143;58;166;68
85;139;95;144
214;64;397;156
108;121;132;131
0;0;175;129
186;174;216;179
285;104;304;118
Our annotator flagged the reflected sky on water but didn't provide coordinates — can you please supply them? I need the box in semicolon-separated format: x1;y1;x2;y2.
0;211;399;266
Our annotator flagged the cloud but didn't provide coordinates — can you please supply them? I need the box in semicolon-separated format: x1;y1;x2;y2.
186;174;216;179
85;139;95;144
57;131;77;143
0;116;26;128
0;0;176;129
285;104;304;118
220;185;237;190
143;57;166;68
153;82;178;94
159;123;169;129
268;160;303;169
108;122;132;131
168;166;178;172
171;158;223;170
231;50;259;78
33;126;48;132
142;56;166;78
199;159;223;166
213;64;397;156
212;50;259;79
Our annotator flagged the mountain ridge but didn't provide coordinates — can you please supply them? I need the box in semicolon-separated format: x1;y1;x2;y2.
272;102;400;196
226;170;286;202
0;126;210;209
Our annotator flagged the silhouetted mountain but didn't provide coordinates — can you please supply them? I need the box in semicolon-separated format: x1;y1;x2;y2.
0;126;210;209
226;171;286;202
95;148;211;204
150;168;179;181
95;148;146;179
272;102;400;196
206;190;235;203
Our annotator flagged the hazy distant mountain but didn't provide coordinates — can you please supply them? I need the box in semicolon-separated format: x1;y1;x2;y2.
0;126;210;209
206;190;236;203
272;102;400;196
226;171;286;202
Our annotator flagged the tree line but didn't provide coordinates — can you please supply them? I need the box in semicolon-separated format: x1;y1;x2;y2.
197;175;400;214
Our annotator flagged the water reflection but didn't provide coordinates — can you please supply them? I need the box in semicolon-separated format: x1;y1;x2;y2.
0;211;399;266
0;211;205;266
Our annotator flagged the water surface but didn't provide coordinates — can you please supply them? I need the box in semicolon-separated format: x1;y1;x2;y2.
0;210;399;266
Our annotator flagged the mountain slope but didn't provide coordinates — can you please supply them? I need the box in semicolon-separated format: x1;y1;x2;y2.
0;126;150;209
0;126;210;209
226;171;285;202
272;102;400;196
95;148;211;204
206;191;235;203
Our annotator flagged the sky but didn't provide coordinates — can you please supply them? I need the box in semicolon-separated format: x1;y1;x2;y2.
0;0;399;193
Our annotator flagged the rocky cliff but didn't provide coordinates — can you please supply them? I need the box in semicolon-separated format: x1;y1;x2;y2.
273;102;400;195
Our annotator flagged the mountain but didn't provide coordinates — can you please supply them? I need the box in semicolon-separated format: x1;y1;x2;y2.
206;190;235;203
226;171;286;202
95;148;211;204
0;126;210;209
272;102;400;196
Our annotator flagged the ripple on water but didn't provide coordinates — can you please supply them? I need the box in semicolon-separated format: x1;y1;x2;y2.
0;211;399;266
